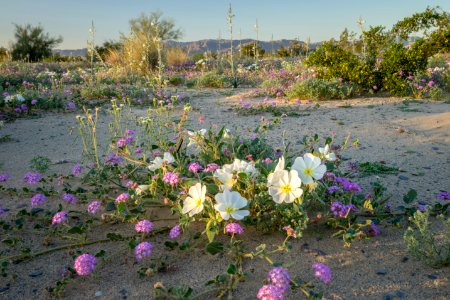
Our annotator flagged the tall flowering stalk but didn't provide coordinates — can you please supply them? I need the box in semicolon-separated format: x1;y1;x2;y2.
227;3;237;88
76;108;101;167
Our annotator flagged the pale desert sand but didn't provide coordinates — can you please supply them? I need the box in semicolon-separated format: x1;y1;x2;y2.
0;90;449;299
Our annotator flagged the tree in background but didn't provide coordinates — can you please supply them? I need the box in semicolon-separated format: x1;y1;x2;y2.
11;24;62;62
241;42;265;58
0;47;10;62
119;11;182;75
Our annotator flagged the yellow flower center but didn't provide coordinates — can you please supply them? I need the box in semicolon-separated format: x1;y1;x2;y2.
281;184;292;194
196;198;203;207
225;178;235;187
225;206;236;214
304;167;314;176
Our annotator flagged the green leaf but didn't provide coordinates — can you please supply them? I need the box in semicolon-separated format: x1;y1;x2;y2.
227;264;236;274
179;241;190;251
164;240;179;249
403;189;417;204
68;225;84;234
106;232;123;241
205;241;224;255
95;250;106;258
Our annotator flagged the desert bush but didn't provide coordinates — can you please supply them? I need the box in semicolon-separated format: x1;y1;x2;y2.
287;78;358;100
195;73;229;88
166;47;188;66
404;208;450;268
11;24;63;62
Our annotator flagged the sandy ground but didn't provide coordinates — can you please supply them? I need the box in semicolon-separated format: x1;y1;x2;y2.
0;90;449;299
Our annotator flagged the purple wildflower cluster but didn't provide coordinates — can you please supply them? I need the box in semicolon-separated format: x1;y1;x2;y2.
162;172;179;186
104;153;124;165
336;177;362;193
135;242;153;261
116;136;134;148
188;162;203;173
71;164;83;177
330;201;356;218
87;201;101;214
225;223;244;235
135;220;154;233
437;191;450;200
62;193;78;204
267;267;291;294
312;263;332;283
23;172;42;185
115;193;130;203
203;163;220;173
74;253;96;276
31;193;46;207
257;285;284;300
0;173;10;182
52;211;68;225
169;224;181;239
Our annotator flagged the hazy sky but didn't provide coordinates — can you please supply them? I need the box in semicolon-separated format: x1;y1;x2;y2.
0;0;448;49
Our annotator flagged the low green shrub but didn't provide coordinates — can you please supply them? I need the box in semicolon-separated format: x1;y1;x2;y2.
287;78;358;101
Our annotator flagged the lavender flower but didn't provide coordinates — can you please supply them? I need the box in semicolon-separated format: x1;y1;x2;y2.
71;164;83;177
169;224;181;239
87;201;101;214
312;263;332;283
31;99;38;105
203;163;220;173
23;172;42;185
66;101;76;110
74;253;96;276
125;129;135;136
62;193;77;204
225;223;244;235
257;285;284;300
135;147;143;155
327;186;340;194
267;267;291;293
369;222;381;236
418;204;426;212
188;162;203;173
135;242;153;261
104;153;124;165
135;220;154;233
437;191;450;200
0;173;10;182
330;201;356;218
162;172;179;186
52;211;68;225
31;193;46;207
116;137;127;148
115;193;130;203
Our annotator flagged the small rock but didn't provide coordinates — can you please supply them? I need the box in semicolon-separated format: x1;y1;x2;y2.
396;290;406;298
432;147;439;150
29;271;43;277
398;175;409;180
95;291;103;297
119;288;127;295
16;204;27;209
376;269;387;275
384;293;394;300
0;285;10;293
314;249;327;256
300;243;310;253
401;256;409;263
427;274;437;280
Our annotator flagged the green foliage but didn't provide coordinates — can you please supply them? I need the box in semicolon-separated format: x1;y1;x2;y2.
29;156;52;173
357;162;399;177
404;209;450;268
241;43;265;57
287;78;358;100
194;73;229;88
11;24;63;62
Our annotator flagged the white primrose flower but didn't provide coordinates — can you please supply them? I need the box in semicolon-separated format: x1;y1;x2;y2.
268;170;303;204
291;153;326;184
182;182;206;217
214;168;236;190
148;152;175;171
267;156;285;186
318;144;336;162
214;189;249;220
187;129;207;147
136;185;150;195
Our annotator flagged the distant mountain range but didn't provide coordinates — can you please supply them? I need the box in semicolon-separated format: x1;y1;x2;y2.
53;39;321;57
